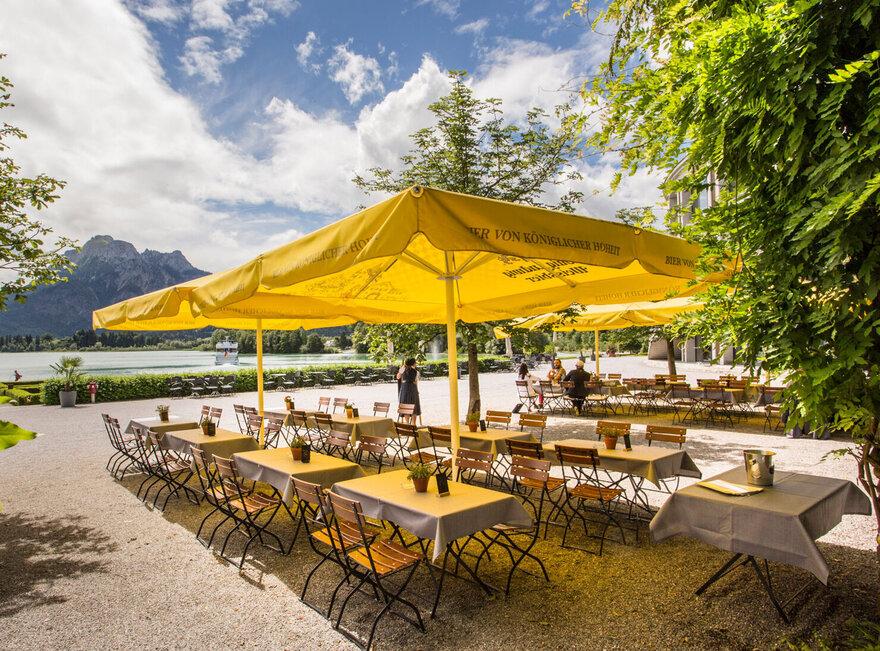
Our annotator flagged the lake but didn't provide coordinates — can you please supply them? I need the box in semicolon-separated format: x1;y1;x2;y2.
0;350;430;382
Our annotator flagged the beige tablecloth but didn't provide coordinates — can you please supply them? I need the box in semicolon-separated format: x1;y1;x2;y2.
414;427;536;456
162;427;258;461
124;416;199;435
315;415;394;445
544;439;702;487
233;447;364;504
331;469;532;560
650;468;871;583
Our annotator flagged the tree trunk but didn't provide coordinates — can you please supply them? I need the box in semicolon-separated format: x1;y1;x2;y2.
666;338;678;376
467;341;481;415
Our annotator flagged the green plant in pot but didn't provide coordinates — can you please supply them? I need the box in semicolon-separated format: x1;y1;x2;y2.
200;415;216;437
465;410;480;432
598;426;619;450
156;404;170;422
289;434;306;460
50;355;83;408
407;463;432;492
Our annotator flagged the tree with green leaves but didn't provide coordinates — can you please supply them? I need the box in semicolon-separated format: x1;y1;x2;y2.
354;70;583;413
572;0;880;587
1;56;75;311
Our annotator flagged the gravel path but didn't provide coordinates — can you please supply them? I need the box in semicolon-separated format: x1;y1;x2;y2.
1;357;876;650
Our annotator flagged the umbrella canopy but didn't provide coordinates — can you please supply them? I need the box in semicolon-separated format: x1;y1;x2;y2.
496;296;703;334
94;186;708;460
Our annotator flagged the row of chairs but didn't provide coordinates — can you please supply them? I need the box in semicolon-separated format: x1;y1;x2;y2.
167;376;234;398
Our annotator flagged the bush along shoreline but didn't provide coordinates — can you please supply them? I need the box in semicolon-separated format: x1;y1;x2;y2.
37;357;513;405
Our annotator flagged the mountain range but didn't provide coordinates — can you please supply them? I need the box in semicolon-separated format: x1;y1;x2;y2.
0;235;209;336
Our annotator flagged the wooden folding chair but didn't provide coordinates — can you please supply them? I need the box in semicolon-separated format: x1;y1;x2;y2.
356;435;388;473
373;401;390;417
518;412;547;443
485;410;511;429
317;396;331;413
332;397;349;414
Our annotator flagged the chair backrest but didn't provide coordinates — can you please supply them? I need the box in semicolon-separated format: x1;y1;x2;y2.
290;409;310;428
510;454;551;483
606;373;622;380
314;413;333;431
518;412;547;433
326;491;372;548
332;397;348;413
358;434;387;456
596;420;631;436
456;448;493;474
485;410;511;428
317;396;331;412
373;401;390;417
555;444;600;469
394;421;419;439
209;407;222;424
397;403;415;421
326;429;351;448
506;438;543;459
646;424;686;448
263;417;284;447
245;413;263;437
427;426;452;447
201;405;211;419
726;380;748;389
290;477;327;510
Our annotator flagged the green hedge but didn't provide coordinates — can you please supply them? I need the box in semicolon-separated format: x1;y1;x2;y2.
37;356;514;405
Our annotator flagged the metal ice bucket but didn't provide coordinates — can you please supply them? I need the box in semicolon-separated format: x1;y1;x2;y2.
743;450;775;486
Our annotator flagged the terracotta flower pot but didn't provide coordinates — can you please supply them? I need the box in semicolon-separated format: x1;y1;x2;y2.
159;412;169;422
467;421;479;432
291;447;303;461
346;408;353;418
412;477;429;493
603;434;619;450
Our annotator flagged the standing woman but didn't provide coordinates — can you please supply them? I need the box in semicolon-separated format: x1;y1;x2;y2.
397;357;422;425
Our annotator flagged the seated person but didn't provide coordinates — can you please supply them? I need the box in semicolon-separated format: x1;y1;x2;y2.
547;358;566;384
563;360;592;414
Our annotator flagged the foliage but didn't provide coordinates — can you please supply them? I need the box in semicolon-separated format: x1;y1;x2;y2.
352;323;445;364
465;411;480;423
353;70;583;412
155;404;169;414
407;463;432;480
289;434;306;448
0;56;77;311
49;355;83;391
573;0;880;551
0;420;36;450
773;617;880;650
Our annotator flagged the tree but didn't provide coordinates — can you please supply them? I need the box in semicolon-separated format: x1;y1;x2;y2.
573;0;880;596
0;56;75;310
305;333;324;354
354;70;583;413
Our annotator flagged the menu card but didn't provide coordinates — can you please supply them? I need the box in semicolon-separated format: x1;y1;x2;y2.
698;480;763;496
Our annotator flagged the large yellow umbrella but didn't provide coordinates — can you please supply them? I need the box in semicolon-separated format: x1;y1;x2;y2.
495;296;703;374
95;186;708;460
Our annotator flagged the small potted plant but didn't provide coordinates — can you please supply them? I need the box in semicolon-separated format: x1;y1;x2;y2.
598;425;618;450
200;415;216;437
156;404;170;422
50;355;84;408
345;402;354;418
284;395;294;410
465;411;480;432
408;463;432;492
289;434;306;460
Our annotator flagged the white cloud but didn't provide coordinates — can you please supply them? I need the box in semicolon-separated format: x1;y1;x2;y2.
327;43;385;105
126;0;184;24
455;18;489;36
191;0;235;31
180;36;242;84
295;31;321;73
416;0;459;18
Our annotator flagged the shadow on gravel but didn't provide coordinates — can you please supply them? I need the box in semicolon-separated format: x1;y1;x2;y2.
0;513;117;618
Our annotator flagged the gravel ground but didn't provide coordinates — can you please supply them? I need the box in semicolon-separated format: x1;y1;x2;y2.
1;356;876;650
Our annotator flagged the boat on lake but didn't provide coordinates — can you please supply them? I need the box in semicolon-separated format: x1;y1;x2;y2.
215;338;239;365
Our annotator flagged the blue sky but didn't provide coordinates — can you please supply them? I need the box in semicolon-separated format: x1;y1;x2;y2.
2;0;663;272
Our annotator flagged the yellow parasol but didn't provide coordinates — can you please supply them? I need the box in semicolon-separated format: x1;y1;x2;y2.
95;186;709;457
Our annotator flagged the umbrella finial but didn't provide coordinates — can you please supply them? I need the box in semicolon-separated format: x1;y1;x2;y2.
410;185;424;198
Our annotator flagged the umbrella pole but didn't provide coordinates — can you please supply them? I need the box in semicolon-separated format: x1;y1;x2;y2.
594;328;600;376
445;277;460;480
257;318;265;447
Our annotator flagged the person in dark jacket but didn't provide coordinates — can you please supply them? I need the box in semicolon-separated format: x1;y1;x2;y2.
563;360;592;415
397;357;422;425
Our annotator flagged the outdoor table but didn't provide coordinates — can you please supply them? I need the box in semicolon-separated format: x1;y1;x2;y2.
162;427;258;462
414;426;537;456
331;469;532;616
650;467;871;622
232;447;364;504
544;439;702;488
124;416;199;435
312;414;394;445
